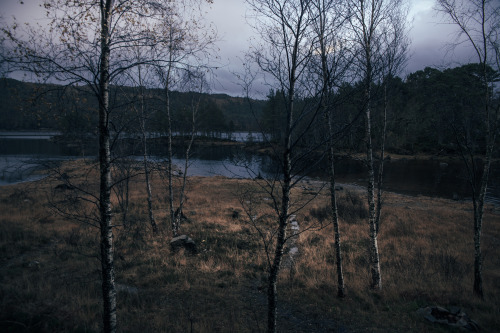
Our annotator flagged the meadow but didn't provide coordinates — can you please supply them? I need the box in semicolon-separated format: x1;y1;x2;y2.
0;159;499;332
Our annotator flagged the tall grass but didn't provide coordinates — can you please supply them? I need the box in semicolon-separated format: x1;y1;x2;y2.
0;161;499;332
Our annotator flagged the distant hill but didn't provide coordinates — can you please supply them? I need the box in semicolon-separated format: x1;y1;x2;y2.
0;78;265;133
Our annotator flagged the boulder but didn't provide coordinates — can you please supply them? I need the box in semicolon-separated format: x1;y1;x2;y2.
170;235;197;254
417;306;479;331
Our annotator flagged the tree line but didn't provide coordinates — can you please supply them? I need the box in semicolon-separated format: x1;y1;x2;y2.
2;64;497;158
0;78;264;135
261;63;499;155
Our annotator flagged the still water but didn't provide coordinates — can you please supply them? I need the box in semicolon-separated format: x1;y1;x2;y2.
1;131;499;203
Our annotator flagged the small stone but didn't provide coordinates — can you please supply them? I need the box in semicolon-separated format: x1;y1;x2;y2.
27;260;40;270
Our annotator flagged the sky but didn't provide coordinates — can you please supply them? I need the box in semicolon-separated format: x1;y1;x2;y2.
0;0;477;97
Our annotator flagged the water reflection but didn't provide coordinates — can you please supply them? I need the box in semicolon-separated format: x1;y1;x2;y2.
0;132;498;203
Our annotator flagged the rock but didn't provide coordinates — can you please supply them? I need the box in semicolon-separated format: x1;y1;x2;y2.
417;306;479;331
116;283;139;295
27;260;40;270
170;235;197;254
55;183;74;191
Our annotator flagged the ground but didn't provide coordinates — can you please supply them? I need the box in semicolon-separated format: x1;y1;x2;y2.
0;159;499;332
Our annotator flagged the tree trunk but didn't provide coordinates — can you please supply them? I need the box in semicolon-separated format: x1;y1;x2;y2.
472;133;495;298
327;117;346;298
162;53;176;237
267;214;288;333
139;85;158;234
121;166;130;228
473;197;483;298
173;96;197;235
375;82;388;234
267;172;291;333
317;5;346;296
267;82;294;333
472;58;498;298
143;134;157;233
365;71;382;290
99;1;116;332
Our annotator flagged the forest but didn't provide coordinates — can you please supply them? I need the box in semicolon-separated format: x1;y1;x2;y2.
3;62;498;157
0;78;265;135
261;63;499;155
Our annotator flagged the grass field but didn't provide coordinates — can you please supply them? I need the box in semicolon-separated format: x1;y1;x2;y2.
0;159;499;332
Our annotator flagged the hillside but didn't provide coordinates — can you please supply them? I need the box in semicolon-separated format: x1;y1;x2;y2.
0;78;265;133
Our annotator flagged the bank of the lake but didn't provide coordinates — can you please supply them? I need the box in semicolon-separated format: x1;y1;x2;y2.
1;131;499;204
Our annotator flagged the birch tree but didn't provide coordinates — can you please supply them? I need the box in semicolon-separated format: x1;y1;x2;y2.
309;0;352;298
152;5;216;237
347;0;408;290
243;1;328;331
1;1;198;331
133;62;159;233
435;0;500;298
374;2;409;234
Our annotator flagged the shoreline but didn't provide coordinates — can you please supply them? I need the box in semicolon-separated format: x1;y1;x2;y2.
1;157;499;206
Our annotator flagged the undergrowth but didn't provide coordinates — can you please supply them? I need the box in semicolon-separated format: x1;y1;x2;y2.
0;160;499;332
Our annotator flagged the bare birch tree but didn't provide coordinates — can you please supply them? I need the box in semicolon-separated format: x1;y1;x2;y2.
435;0;500;298
134;62;159;233
1;1;195;331
347;0;409;290
309;0;352;298
152;5;216;237
374;2;410;234
243;0;330;331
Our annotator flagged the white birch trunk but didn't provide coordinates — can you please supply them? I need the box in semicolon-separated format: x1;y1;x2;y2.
99;1;116;331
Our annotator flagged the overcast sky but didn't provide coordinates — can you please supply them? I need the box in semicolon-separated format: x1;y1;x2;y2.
1;0;476;97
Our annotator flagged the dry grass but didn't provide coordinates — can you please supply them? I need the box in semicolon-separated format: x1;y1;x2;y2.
0;159;499;332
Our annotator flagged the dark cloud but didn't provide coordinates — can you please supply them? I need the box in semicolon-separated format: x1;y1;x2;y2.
407;3;477;74
2;0;479;93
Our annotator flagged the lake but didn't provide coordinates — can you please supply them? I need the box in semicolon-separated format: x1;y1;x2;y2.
0;131;499;204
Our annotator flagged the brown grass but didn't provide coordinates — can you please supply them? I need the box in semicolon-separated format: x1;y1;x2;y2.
0;159;499;332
